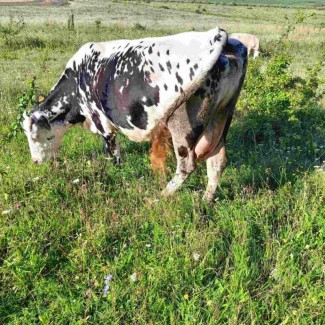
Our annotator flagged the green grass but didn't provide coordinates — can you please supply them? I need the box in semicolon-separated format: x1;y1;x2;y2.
0;1;325;323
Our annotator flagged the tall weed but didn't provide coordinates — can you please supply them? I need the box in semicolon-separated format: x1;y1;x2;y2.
7;78;37;140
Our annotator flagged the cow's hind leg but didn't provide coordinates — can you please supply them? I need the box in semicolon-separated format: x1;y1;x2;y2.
102;134;121;165
161;103;200;196
203;137;227;201
200;103;235;202
162;138;196;196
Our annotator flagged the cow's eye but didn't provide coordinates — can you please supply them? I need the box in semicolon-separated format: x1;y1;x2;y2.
47;135;55;140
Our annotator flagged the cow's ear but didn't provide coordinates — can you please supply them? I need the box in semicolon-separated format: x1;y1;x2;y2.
36;115;51;130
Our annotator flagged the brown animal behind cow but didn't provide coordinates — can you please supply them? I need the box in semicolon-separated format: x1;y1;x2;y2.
230;33;260;59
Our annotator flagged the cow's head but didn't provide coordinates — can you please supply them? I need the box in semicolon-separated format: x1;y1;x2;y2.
22;65;80;164
22;111;68;164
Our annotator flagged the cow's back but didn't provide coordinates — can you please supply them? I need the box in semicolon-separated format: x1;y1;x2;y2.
64;28;228;142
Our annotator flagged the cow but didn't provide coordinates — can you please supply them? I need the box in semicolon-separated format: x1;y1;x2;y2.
22;27;247;201
230;33;260;59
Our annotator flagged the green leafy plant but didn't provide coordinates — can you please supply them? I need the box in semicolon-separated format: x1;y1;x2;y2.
7;77;37;140
236;10;323;144
238;54;322;119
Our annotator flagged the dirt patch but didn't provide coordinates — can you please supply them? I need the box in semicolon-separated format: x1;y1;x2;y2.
0;0;69;4
0;0;32;2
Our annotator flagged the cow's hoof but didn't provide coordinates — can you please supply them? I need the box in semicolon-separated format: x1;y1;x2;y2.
202;192;215;203
114;157;122;165
161;188;175;197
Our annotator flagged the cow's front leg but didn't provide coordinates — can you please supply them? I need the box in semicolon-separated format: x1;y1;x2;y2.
102;134;121;165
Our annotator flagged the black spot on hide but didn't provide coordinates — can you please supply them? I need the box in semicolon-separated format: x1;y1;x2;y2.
129;101;148;130
194;87;206;98
91;111;105;134
178;146;188;158
175;72;183;85
185;125;204;148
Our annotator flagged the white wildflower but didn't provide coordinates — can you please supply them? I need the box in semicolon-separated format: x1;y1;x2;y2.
130;272;137;282
193;252;200;261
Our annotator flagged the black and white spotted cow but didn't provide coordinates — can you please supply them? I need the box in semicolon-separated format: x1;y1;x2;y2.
23;27;247;200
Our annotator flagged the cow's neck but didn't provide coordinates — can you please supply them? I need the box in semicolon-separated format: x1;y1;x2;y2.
37;63;110;137
38;68;87;126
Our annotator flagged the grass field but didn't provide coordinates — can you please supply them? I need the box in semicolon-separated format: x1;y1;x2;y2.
0;0;324;323
208;0;325;8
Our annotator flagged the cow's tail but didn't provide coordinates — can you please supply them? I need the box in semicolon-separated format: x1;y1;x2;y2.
149;122;172;174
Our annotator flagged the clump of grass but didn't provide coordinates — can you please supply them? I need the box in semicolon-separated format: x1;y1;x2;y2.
94;19;102;31
134;22;146;30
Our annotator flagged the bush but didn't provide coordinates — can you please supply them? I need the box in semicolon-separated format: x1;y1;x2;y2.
236;11;324;145
238;54;323;122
